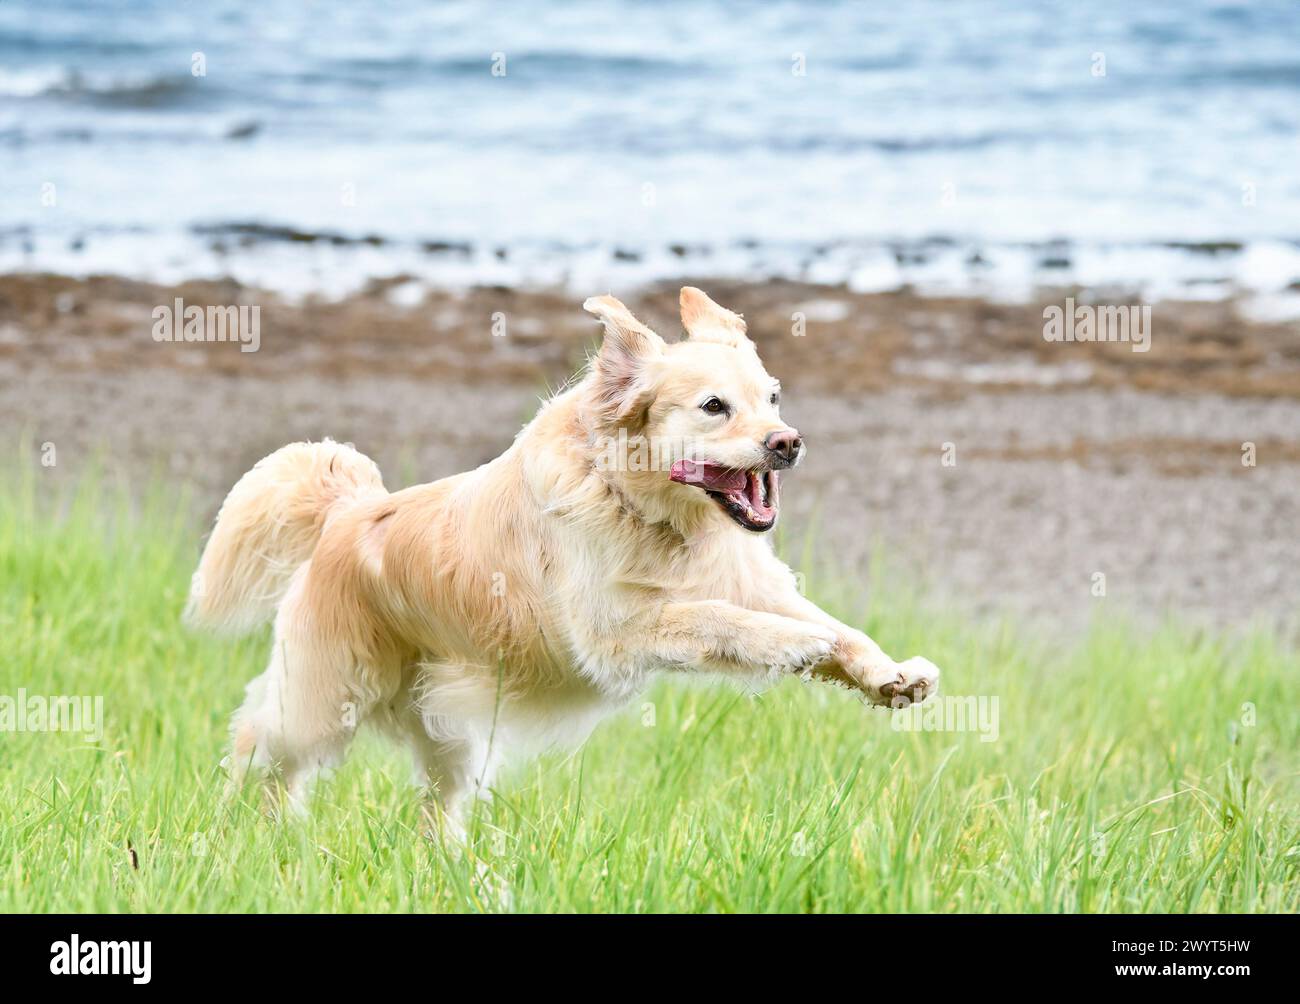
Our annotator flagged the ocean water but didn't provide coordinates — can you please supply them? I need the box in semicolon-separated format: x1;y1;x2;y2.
2;0;1299;304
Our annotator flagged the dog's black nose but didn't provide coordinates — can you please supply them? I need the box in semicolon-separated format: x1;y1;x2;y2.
765;428;802;464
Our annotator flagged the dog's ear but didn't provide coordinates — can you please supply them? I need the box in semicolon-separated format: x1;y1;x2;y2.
679;287;753;349
583;295;664;425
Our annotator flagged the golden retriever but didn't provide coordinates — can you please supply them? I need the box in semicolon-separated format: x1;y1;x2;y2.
186;287;939;824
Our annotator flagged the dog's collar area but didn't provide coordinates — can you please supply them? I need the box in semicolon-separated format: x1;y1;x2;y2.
590;466;689;543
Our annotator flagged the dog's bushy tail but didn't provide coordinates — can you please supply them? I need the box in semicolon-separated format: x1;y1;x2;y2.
185;439;385;634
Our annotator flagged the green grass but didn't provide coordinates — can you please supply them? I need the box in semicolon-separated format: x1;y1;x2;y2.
1;469;1297;913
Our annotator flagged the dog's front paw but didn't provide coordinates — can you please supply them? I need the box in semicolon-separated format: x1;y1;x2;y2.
862;655;940;708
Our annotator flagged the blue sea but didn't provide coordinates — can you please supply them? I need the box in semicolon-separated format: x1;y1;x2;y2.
2;0;1299;305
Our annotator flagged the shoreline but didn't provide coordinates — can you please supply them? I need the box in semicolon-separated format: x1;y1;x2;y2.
2;270;1298;633
4;229;1300;317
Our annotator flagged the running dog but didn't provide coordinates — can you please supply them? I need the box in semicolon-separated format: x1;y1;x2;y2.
187;287;940;823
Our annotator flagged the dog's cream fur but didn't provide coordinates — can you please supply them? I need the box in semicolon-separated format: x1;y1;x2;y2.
187;288;939;822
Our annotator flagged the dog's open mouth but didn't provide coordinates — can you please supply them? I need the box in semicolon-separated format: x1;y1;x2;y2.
669;459;779;532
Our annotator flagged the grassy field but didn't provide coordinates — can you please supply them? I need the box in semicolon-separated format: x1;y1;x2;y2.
1;469;1297;913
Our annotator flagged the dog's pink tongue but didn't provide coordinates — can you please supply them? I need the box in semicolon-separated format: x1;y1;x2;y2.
670;459;747;493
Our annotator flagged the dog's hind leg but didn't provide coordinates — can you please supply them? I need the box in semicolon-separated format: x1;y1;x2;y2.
380;707;484;842
228;568;372;815
377;695;512;908
372;672;503;843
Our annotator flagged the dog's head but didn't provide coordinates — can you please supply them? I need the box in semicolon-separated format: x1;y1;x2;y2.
582;287;801;533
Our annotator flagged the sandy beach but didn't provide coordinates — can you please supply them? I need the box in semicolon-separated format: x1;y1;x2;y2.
2;271;1297;634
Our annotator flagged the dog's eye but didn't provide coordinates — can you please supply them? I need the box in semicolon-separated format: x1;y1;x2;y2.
770;392;780;406
700;397;727;415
